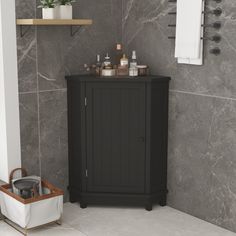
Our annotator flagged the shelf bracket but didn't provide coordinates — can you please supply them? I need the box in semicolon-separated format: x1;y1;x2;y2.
70;25;82;37
20;25;31;37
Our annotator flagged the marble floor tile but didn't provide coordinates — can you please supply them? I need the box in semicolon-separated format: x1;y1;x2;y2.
63;203;236;236
0;221;20;236
29;223;86;236
0;203;235;236
0;221;85;236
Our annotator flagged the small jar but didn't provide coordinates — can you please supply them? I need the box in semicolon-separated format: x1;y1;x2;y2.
137;65;149;76
129;67;138;77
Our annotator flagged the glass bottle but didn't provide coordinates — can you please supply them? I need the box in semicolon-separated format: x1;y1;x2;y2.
115;44;123;66
130;51;137;68
95;54;102;76
120;54;129;67
104;53;112;69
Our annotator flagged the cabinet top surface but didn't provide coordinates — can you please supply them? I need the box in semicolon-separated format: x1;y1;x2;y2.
66;74;171;82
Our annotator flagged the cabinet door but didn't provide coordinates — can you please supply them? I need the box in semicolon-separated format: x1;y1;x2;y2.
86;82;146;193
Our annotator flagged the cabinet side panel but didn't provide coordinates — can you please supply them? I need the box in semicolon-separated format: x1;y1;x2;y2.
150;82;169;193
67;80;84;198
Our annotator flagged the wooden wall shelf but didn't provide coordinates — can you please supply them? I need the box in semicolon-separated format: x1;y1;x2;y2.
16;19;93;26
16;19;93;37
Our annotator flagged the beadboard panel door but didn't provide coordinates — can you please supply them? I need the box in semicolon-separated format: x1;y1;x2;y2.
86;82;146;193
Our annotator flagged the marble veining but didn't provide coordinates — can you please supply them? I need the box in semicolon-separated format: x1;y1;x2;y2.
39;90;68;200
122;0;236;98
16;0;37;93
19;93;40;176
168;93;236;232
16;0;122;201
122;0;236;233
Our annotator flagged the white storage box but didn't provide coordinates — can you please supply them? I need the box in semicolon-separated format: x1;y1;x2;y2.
0;180;63;229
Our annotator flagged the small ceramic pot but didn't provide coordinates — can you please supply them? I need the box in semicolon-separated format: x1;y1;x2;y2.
59;5;73;19
42;8;56;19
54;6;60;19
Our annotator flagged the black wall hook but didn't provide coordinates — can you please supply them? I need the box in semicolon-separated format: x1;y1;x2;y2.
206;8;222;16
201;21;222;29
210;47;221;55
208;34;221;43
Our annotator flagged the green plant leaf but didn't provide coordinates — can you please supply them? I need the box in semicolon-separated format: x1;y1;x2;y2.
58;0;76;6
37;0;57;8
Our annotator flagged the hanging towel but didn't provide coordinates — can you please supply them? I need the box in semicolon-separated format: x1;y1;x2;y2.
175;0;205;65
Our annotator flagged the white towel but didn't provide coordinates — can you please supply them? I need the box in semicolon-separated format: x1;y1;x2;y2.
175;0;205;65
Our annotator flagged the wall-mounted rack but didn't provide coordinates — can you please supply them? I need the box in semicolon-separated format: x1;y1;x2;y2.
168;35;221;43
16;19;93;37
167;0;222;56
168;21;221;30
168;8;222;16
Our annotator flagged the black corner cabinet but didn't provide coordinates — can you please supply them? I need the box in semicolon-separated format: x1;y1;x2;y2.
66;75;171;211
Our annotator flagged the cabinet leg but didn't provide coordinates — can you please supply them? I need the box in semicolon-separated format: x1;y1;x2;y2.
159;196;167;207
80;202;87;209
69;195;78;203
145;203;153;211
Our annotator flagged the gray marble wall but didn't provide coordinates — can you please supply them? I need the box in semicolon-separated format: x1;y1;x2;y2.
16;0;121;200
122;0;236;233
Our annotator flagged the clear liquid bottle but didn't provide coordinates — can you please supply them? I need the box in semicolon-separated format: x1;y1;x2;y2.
95;54;102;76
130;51;137;68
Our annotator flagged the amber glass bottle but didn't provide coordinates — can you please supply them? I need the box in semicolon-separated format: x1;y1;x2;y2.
115;44;123;66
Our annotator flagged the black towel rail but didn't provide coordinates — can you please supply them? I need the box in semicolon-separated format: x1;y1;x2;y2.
168;21;221;29
168;8;222;16
168;35;221;43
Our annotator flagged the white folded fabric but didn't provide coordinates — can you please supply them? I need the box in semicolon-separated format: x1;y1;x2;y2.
175;0;205;65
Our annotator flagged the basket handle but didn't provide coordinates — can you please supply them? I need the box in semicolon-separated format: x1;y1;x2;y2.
9;168;28;184
31;183;40;198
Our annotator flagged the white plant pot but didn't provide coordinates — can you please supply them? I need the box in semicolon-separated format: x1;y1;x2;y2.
42;8;56;19
54;6;60;19
59;5;73;19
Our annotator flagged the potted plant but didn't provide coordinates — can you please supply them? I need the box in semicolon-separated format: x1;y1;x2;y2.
58;0;76;19
38;0;57;19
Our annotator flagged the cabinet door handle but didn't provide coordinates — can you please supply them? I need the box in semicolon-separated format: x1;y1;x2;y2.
137;137;145;142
